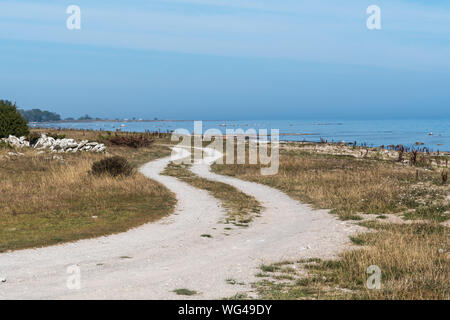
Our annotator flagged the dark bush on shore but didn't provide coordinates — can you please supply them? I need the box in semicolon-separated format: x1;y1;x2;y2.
107;134;155;148
91;156;133;177
0;100;30;138
27;132;41;146
48;133;66;140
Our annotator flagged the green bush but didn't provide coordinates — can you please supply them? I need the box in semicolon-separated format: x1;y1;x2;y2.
91;156;133;177
0;100;29;138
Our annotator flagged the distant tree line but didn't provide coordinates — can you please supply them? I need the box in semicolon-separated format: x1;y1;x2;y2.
2;99;134;124
18;110;103;122
65;115;105;121
77;114;93;120
19;108;61;122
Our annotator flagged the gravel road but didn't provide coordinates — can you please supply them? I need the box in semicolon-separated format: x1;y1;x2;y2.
0;147;360;299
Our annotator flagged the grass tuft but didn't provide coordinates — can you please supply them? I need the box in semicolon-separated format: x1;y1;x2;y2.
173;288;197;296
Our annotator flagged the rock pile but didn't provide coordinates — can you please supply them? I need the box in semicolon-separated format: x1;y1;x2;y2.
1;135;30;148
1;134;106;153
34;134;106;153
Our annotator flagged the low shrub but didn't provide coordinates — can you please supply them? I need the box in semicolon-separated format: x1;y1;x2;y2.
27;132;41;146
108;134;154;148
91;156;133;177
48;133;66;140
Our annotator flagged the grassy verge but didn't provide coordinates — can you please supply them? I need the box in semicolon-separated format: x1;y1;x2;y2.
212;146;449;221
212;143;449;299
163;162;261;227
254;222;448;300
0;130;175;252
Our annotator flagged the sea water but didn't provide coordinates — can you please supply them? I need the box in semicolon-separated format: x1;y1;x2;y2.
33;118;450;151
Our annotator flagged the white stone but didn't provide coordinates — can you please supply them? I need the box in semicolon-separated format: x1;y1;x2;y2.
3;134;106;153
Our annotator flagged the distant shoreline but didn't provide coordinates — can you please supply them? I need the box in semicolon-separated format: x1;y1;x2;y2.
29;119;239;124
29;119;450;152
29;127;450;153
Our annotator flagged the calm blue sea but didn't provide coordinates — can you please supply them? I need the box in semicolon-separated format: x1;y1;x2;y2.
33;119;450;151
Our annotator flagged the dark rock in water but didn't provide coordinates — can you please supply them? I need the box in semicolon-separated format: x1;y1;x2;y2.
415;141;425;146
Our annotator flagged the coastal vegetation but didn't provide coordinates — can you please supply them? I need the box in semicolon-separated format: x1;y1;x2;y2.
100;132;156;148
212;142;449;299
212;143;449;221
254;221;448;300
0;129;175;252
91;156;134;177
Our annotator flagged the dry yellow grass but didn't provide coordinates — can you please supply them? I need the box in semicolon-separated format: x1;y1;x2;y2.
0;131;175;252
335;222;449;299
213;148;449;220
212;143;449;300
256;222;449;300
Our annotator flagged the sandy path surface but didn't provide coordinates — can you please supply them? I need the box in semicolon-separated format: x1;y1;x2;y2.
0;148;360;299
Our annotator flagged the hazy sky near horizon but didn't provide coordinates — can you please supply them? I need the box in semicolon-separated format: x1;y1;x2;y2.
1;0;450;120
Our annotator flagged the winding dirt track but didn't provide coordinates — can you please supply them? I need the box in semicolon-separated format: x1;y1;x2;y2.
0;148;359;299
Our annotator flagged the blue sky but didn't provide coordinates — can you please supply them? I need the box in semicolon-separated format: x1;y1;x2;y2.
1;0;449;120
